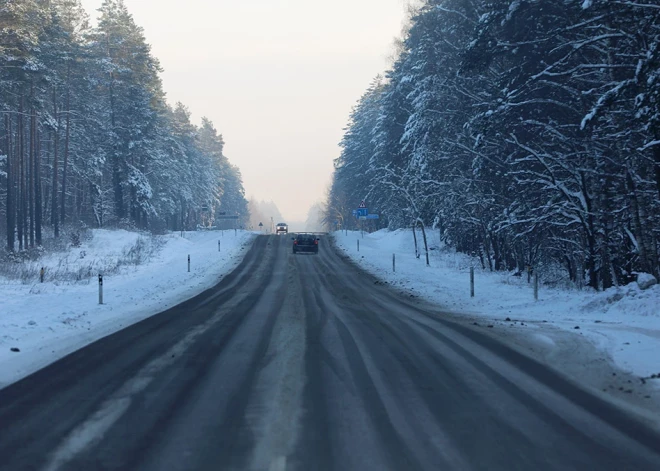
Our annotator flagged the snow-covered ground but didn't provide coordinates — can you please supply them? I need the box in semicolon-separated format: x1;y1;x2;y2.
0;229;256;388
333;229;660;391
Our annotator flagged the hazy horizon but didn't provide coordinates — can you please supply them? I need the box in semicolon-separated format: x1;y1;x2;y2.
79;0;409;221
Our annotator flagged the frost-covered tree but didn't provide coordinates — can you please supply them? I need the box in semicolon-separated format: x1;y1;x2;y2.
329;0;660;289
1;0;249;249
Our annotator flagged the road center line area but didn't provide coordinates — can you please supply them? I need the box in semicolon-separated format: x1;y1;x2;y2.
1;235;659;471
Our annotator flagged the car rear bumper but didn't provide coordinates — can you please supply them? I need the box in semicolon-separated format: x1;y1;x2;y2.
293;245;318;253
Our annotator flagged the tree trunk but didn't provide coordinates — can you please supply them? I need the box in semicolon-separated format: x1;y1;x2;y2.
22;107;28;250
5;114;15;251
34;113;42;246
61;65;71;225
491;232;501;271
109;76;124;221
52;88;60;237
29;91;35;248
419;221;430;267
654;143;660;199
18;99;24;250
580;172;599;290
412;221;419;258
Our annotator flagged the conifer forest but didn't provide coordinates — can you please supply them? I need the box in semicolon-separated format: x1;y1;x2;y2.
0;0;248;253
327;0;660;290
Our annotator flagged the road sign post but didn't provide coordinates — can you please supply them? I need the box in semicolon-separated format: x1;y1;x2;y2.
470;267;475;298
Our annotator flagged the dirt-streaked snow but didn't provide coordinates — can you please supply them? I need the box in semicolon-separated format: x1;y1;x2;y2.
332;229;660;386
0;229;256;388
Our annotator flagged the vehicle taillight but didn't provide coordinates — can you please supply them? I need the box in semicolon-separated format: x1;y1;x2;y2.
314;240;318;245
294;240;297;245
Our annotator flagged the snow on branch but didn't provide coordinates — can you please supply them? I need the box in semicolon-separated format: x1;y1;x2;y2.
581;79;635;130
637;140;660;151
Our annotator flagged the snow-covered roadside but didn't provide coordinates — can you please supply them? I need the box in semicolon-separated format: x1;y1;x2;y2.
0;229;256;388
332;230;660;394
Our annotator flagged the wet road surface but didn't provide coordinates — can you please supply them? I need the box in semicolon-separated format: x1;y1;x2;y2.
1;235;659;471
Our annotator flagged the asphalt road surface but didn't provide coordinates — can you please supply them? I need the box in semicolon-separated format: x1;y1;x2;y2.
1;235;659;471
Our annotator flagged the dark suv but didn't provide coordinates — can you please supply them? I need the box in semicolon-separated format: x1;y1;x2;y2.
292;233;319;254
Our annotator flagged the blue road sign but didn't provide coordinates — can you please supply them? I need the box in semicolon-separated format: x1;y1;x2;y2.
356;208;368;217
352;210;357;216
366;214;379;219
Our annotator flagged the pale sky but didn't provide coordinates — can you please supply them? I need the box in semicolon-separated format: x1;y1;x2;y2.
80;0;408;221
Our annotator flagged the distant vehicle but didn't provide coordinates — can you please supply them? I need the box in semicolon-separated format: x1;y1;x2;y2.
292;233;319;254
276;223;288;234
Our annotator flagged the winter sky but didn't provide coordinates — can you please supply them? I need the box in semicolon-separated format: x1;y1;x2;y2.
79;0;409;222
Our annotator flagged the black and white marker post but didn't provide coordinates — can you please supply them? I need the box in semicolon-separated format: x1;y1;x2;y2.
98;274;103;305
188;255;191;273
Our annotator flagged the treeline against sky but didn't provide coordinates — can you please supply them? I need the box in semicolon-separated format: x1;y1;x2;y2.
327;0;660;290
1;0;248;252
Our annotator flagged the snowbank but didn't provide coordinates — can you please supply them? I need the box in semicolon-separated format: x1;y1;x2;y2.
0;229;256;388
333;229;660;383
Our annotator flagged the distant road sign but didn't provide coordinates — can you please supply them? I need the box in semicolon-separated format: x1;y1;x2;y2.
352;210;357;216
359;216;367;220
366;214;379;219
358;200;366;208
356;208;368;217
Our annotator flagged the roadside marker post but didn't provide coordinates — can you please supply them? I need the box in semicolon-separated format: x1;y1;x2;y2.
98;274;103;305
188;255;191;273
357;240;360;252
470;267;475;298
40;267;44;283
218;240;221;252
393;254;396;273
